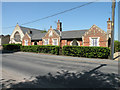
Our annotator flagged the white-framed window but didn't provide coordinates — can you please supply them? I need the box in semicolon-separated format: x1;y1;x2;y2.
89;37;100;46
44;39;49;45
52;39;58;45
24;40;28;46
92;38;98;46
49;31;52;36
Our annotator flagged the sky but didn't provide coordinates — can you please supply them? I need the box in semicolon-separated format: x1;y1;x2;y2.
2;2;119;40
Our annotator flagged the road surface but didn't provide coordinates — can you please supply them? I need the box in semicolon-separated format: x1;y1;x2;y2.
1;51;119;88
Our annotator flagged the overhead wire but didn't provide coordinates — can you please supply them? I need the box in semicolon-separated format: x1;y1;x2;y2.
2;1;98;29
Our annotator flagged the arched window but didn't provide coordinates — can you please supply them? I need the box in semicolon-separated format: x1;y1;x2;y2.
14;31;21;42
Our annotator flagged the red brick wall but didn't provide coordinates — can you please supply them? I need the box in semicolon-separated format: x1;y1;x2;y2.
31;42;34;45
31;40;43;45
60;40;82;47
67;41;71;46
78;41;82;46
22;34;31;46
83;25;107;47
39;41;43;45
37;42;39;45
42;29;60;46
61;40;67;47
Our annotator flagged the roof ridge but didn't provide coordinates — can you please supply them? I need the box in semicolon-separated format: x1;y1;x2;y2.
20;26;43;31
62;29;88;32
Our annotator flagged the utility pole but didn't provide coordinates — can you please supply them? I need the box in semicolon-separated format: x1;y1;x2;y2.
110;0;116;60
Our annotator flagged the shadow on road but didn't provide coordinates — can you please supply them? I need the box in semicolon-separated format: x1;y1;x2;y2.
2;64;120;89
0;50;19;54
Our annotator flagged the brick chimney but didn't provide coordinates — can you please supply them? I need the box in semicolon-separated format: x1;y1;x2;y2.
57;20;62;31
107;18;112;38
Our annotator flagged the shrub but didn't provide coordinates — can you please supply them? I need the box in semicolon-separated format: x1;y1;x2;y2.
62;46;110;59
3;44;22;51
21;45;59;55
114;40;120;52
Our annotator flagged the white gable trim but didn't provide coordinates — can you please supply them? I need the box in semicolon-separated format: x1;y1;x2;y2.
70;40;80;46
25;32;31;39
42;29;60;39
53;30;60;37
10;24;25;44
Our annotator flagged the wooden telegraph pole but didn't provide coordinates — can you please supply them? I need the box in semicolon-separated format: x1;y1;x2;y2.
110;0;116;60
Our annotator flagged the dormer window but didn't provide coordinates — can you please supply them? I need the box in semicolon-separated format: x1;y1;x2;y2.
49;31;52;36
30;31;32;34
28;30;32;34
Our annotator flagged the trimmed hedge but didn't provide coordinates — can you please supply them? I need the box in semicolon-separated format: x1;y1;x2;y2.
114;40;120;52
21;45;59;55
62;46;110;59
3;44;22;51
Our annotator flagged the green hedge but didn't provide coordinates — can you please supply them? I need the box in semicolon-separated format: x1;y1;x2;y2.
21;45;59;55
114;40;120;52
3;44;22;51
62;46;110;59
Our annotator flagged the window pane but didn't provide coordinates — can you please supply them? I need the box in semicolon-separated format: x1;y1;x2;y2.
95;39;97;46
25;40;28;46
92;38;97;46
14;32;21;42
53;39;57;45
45;39;49;45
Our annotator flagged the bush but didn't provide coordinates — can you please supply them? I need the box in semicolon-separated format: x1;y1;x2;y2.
3;44;22;51
21;45;59;55
114;40;120;52
62;46;110;59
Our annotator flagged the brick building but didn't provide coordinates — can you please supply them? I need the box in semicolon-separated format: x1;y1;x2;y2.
0;35;10;45
10;18;112;47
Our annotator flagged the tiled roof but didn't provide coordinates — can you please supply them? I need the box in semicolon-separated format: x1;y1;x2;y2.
61;30;88;39
20;26;88;40
54;29;60;35
0;35;10;38
20;26;47;40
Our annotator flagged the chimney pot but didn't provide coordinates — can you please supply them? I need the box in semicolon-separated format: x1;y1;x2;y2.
57;20;62;31
109;18;110;21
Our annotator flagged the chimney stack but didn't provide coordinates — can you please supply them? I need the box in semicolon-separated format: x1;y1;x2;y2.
107;18;112;38
57;20;62;31
50;26;52;29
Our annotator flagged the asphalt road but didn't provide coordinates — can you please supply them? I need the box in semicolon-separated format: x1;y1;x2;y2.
1;51;119;88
